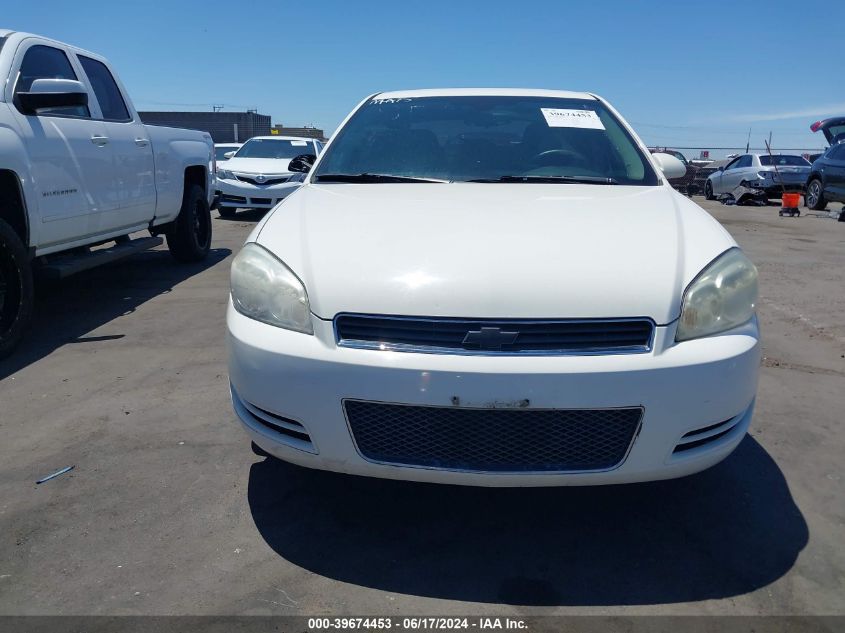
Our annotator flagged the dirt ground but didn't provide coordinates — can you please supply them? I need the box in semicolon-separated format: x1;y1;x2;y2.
1;197;843;616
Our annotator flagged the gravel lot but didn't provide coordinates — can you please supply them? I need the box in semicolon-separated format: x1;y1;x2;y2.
1;197;843;616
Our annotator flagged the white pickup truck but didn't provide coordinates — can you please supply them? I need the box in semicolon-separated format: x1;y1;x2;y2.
0;30;215;357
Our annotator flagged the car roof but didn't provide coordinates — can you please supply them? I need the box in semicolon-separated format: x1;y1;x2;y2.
247;136;316;141
373;88;597;100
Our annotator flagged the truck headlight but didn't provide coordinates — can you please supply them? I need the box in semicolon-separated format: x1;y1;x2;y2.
676;248;758;342
230;243;313;334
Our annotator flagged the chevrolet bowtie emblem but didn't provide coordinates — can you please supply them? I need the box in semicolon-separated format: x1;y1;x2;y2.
462;327;519;350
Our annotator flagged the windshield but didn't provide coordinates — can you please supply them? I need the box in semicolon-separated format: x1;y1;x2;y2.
235;138;312;159
313;95;659;185
759;155;811;167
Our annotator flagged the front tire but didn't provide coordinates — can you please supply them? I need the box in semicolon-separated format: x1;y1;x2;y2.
0;219;34;359
704;180;715;200
805;178;827;210
218;206;237;218
166;184;212;262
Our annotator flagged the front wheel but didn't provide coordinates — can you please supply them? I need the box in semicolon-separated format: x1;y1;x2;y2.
0;219;34;359
218;206;237;218
704;180;715;200
805;178;827;210
166;184;212;262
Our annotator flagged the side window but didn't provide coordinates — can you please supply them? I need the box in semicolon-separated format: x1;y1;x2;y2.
78;56;130;121
737;155;753;168
725;158;740;171
14;45;89;118
829;144;845;161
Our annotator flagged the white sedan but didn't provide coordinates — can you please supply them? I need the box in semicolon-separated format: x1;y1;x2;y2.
215;136;323;216
227;88;760;486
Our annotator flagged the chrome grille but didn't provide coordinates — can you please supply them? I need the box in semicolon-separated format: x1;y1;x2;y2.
235;174;290;186
344;400;643;472
335;314;654;355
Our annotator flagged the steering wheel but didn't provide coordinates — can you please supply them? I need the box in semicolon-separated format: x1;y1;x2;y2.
530;149;589;168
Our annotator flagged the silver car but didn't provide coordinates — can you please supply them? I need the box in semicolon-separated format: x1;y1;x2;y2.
704;153;811;201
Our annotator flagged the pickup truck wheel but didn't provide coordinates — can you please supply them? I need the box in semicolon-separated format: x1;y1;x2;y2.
166;184;211;262
0;219;34;359
704;180;715;200
805;179;826;210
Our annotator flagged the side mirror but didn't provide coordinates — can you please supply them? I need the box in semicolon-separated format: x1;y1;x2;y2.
651;152;687;179
17;78;88;115
223;151;236;160
288;153;317;173
718;166;725;172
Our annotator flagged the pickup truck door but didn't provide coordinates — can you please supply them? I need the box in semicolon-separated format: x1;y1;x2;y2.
6;40;115;248
75;54;156;232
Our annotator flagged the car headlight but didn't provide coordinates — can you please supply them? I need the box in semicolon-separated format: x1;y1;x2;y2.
676;248;758;342
230;243;313;334
217;168;234;180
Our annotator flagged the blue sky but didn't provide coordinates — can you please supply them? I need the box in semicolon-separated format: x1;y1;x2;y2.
5;0;842;157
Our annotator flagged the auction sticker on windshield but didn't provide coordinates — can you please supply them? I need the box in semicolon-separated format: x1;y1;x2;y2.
541;108;605;129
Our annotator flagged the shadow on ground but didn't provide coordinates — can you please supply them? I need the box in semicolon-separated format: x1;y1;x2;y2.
0;247;230;379
248;436;807;606
215;208;269;223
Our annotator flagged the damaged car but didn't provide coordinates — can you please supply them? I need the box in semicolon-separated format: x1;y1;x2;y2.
704;152;810;203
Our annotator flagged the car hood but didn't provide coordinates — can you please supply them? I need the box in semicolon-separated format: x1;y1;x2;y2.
223;157;294;175
253;183;736;323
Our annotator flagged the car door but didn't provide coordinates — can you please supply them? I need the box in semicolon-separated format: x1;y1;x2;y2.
713;157;741;193
727;154;754;189
825;143;845;201
76;53;156;231
6;39;115;248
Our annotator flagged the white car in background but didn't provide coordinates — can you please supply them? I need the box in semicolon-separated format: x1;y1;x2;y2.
215;136;323;216
704;153;811;202
227;88;760;487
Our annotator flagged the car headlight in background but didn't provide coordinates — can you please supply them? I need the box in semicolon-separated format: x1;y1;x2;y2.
230;243;313;334
676;248;758;342
217;169;234;180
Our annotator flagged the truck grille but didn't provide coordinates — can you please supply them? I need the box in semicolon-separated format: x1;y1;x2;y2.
335;314;653;355
344;400;642;472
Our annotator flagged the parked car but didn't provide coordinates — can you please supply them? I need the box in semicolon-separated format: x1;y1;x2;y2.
648;148;698;195
804;143;845;216
0;30;215;358
215;136;323;217
704;153;810;202
215;142;241;162
806;118;845;218
227;88;760;486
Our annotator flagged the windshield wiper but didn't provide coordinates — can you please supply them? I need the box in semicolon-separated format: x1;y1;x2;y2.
314;173;447;183
465;175;619;185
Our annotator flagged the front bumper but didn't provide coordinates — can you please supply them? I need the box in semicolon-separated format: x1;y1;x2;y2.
228;304;760;486
216;178;301;209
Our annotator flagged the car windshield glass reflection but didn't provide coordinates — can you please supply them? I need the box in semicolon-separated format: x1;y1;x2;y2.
313;96;659;185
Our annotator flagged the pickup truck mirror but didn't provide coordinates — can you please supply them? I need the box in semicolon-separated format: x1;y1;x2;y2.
651;152;687;179
288;153;317;173
223;151;236;160
17;79;88;115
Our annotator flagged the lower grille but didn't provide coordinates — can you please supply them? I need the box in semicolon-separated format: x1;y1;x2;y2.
344;400;642;472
